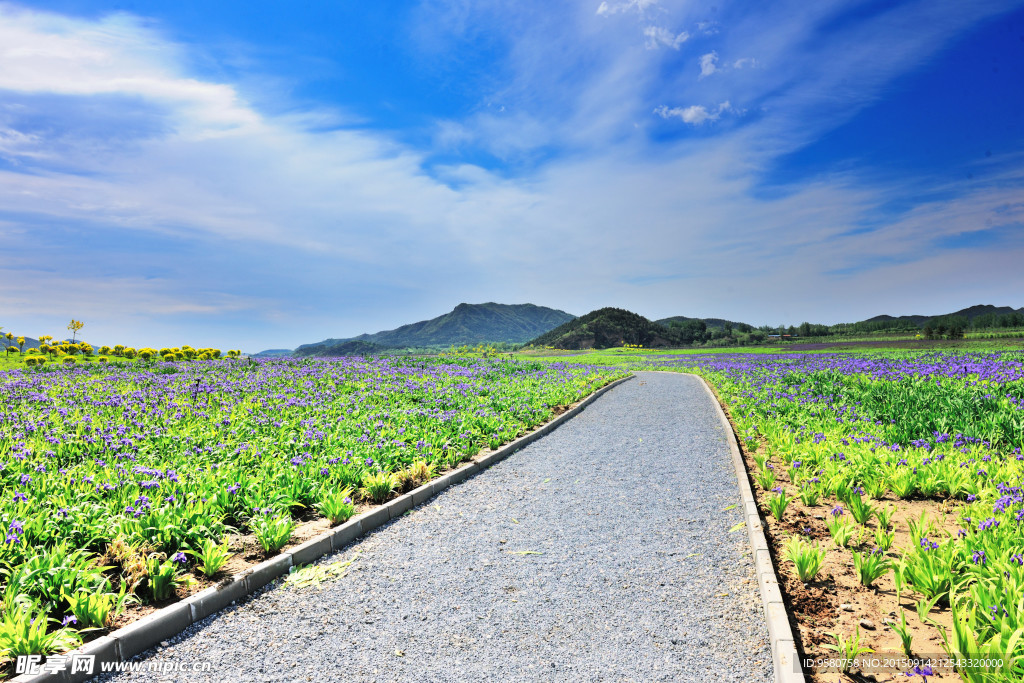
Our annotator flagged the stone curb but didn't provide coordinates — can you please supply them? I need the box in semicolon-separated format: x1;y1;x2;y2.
11;375;632;683
694;375;805;683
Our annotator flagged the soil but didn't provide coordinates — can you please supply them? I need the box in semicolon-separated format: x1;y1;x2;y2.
712;386;966;683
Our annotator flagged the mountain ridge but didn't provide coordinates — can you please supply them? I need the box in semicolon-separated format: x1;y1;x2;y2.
291;302;575;356
254;302;1024;356
528;307;681;349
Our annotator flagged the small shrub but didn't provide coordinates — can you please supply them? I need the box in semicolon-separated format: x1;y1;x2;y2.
822;627;873;673
359;471;397;504
767;489;791;521
316;488;356;525
783;537;827;582
251;513;294;553
0;602;82;658
873;527;895;551
188;537;233;577
146;554;189;600
826;514;855;548
852;549;889;587
847;495;876;525
754;467;776;491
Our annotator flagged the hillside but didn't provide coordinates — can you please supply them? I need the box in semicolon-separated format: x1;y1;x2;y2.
655;315;752;330
528;308;680;349
293;303;575;356
252;349;292;358
942;304;1023;321
862;313;930;326
293;340;391;357
0;336;41;351
856;304;1022;330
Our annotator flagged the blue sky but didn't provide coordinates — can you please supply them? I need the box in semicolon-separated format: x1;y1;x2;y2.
1;0;1023;350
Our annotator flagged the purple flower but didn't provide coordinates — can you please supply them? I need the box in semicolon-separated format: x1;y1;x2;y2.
972;550;987;565
12;492;27;503
978;517;1000;532
906;664;933;680
831;505;844;517
171;552;188;565
227;483;241;495
8;520;24;535
61;615;78;627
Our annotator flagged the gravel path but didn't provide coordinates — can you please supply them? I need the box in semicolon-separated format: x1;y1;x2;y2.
102;371;772;683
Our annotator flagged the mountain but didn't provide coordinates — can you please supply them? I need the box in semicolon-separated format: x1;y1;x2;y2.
293;303;576;356
862;314;930;326
858;304;1022;328
294;340;392;357
0;336;41;350
252;349;292;358
528;307;680;350
943;304;1022;322
655;315;752;330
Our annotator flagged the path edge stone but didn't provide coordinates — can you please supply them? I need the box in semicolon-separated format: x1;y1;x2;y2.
694;374;805;683
11;375;633;683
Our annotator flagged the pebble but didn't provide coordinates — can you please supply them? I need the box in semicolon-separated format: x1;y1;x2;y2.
99;373;772;682
859;619;875;630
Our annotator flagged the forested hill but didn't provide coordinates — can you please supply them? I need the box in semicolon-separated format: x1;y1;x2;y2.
292;303;575;356
528;308;681;349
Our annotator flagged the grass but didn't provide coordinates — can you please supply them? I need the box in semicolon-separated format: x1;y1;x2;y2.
536;344;1024;680
0;355;624;666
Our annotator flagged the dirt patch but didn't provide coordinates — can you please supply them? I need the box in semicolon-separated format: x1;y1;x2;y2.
707;383;965;683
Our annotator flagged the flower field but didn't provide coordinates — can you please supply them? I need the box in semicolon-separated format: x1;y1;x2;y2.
0;356;623;664
655;351;1024;682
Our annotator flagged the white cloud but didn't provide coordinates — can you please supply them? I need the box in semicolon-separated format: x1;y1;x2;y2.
596;0;660;17
732;57;758;69
696;21;719;35
0;6;258;140
654;101;731;125
1;0;1022;348
699;51;718;78
643;26;688;50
